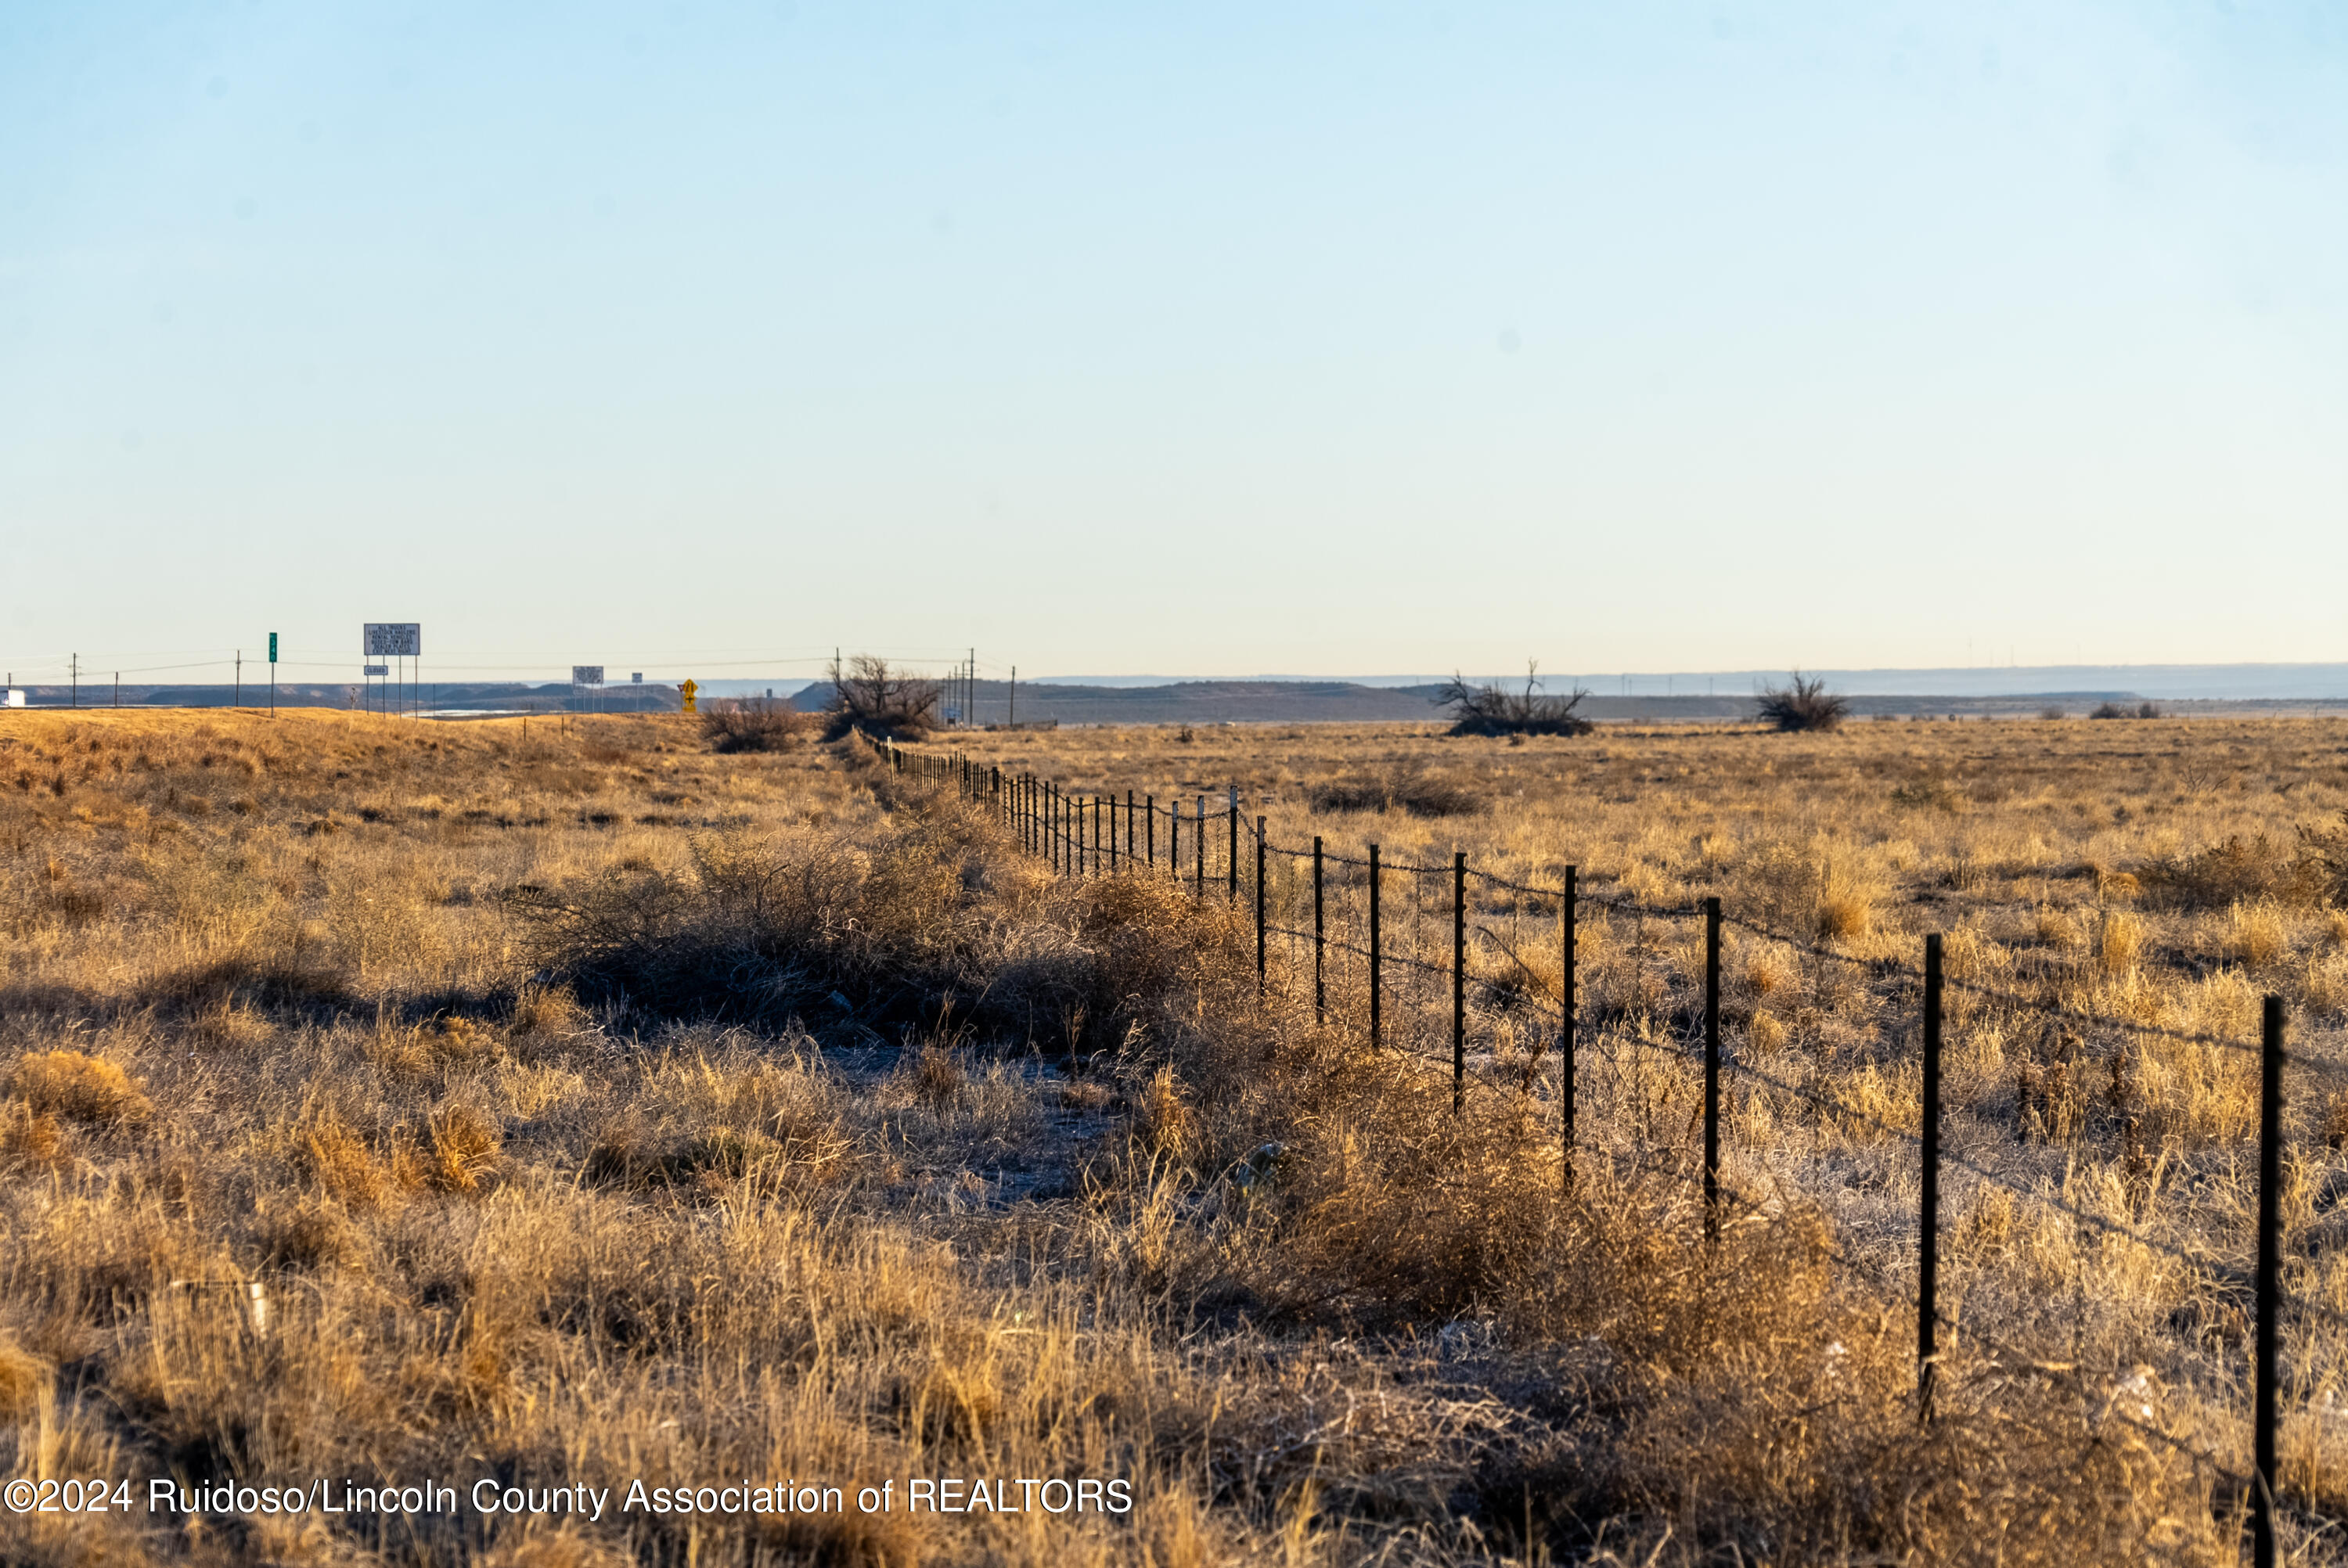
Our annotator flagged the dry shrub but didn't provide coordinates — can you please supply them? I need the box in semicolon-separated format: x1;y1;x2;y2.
11;1049;150;1126
424;1013;502;1068
1133;1066;1198;1161
508;829;931;1028
1307;757;1478;818
1941;923;1993;979
423;1105;502;1193
1742;948;1791;1000
2036;905;2085;952
2097;910;2146;976
1748;1009;1787;1055
911;1045;963;1109
2142;833;2325;911
301;1114;391;1210
1889;774;1967;812
1245;1114;1557;1325
509;982;589;1041
1817;876;1873;941
2308;952;2348;1020
700;697;816;754
2227;899;2290;969
1756;672;1849;733
1745;841;1878;942
1433;663;1594;737
2299;810;2348;908
514;816;1241;1055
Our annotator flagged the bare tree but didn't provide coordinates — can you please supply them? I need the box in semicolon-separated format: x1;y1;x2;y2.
817;654;941;740
1435;660;1594;737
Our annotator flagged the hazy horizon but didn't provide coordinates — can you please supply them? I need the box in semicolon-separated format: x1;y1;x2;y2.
11;657;2348;704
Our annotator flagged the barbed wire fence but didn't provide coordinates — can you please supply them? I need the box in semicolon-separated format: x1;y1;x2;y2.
880;735;2346;1566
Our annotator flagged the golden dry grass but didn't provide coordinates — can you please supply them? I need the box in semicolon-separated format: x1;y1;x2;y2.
1;707;2343;1564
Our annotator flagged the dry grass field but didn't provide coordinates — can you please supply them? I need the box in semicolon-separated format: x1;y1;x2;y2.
4;707;2347;1565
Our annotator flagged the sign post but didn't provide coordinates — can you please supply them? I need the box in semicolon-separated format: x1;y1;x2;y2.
362;624;421;716
571;665;605;716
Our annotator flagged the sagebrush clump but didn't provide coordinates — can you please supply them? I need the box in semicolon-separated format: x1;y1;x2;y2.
1756;671;1849;732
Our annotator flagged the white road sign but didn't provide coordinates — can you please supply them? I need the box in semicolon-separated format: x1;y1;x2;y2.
363;624;421;657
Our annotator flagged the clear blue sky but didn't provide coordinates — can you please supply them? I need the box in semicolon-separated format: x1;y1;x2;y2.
3;2;2343;685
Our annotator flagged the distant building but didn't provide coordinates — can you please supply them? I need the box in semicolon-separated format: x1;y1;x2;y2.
2;689;23;708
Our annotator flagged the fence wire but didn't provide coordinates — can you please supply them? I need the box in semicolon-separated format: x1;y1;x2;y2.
885;739;2348;1547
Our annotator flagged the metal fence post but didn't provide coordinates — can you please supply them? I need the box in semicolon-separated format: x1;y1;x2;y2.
1562;865;1577;1190
1313;836;1325;1024
1127;792;1136;872
1369;844;1382;1050
1920;932;1943;1422
2255;994;2285;1568
1255;817;1266;993
1147;795;1155;867
1703;896;1722;1243
1195;796;1206;897
1453;851;1467;1115
1227;786;1239;904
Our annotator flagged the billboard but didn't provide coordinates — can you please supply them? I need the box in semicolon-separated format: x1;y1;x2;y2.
363;623;421;657
572;666;604;687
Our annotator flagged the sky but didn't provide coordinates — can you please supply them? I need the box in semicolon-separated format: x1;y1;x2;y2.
2;1;2344;688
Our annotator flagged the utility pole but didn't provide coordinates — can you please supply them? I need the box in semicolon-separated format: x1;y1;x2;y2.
1009;666;1016;728
113;673;119;708
70;653;77;708
235;649;243;709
